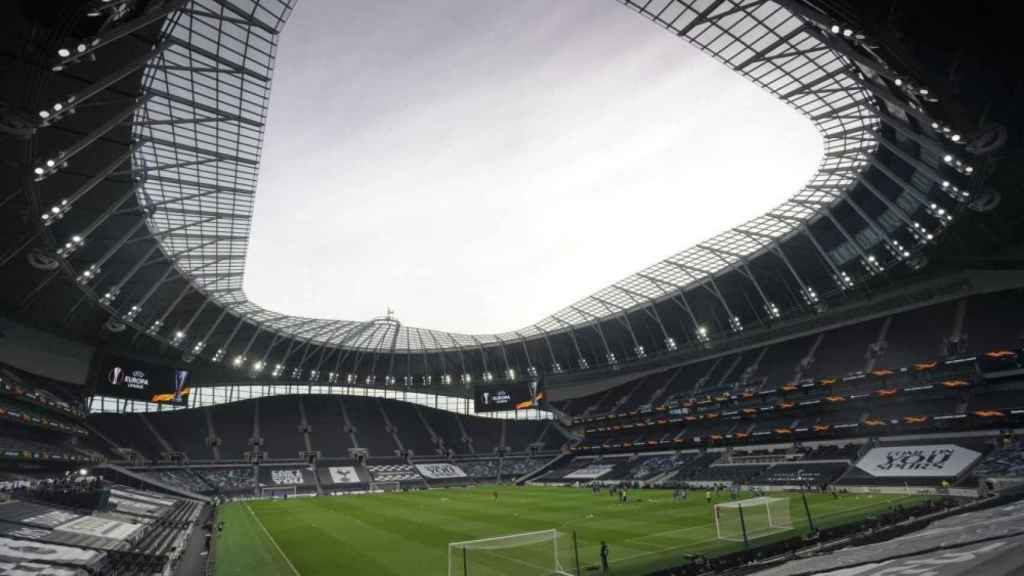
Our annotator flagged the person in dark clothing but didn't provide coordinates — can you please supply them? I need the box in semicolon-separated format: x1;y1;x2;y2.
600;541;609;573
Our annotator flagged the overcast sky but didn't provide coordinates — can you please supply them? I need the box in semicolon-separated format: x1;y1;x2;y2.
243;0;822;335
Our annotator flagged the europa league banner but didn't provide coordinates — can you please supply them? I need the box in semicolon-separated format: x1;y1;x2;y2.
473;380;543;413
95;354;191;406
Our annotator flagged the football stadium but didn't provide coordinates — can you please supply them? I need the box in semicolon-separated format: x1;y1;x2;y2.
0;1;1021;575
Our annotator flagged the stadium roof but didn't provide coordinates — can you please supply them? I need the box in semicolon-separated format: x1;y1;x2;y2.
7;0;979;384
133;0;878;351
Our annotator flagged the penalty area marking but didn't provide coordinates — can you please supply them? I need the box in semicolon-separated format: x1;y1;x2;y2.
245;503;301;576
611;494;916;566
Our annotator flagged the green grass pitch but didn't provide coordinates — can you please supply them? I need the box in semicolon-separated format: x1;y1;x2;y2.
212;485;923;576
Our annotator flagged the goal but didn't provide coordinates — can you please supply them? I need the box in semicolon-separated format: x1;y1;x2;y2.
448;529;576;576
714;496;793;542
260;485;297;499
370;481;401;493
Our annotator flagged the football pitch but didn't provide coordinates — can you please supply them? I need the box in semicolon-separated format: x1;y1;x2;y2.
212;485;924;576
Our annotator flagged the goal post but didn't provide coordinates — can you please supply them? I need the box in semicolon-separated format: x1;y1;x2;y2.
714;496;793;542
447;529;577;576
369;481;401;493
260;485;297;499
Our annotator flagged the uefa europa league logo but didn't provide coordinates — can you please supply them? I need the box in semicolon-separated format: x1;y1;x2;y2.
108;366;123;386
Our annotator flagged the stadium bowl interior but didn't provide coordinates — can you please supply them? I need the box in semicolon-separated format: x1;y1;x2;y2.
0;1;1021;575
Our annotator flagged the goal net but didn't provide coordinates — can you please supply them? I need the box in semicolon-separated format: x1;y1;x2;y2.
260;486;297;499
370;481;401;493
714;496;793;542
448;529;576;576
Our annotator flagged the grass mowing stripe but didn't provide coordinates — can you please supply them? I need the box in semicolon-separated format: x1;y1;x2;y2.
246;503;301;576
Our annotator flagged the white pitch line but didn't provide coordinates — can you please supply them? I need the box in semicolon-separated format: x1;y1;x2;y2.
246;503;301;576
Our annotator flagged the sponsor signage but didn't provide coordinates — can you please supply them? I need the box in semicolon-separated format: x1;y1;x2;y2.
415;463;467;480
327;466;361;484
95;354;191;405
264;468;313;486
473;380;543;413
564;464;616;480
855;444;981;478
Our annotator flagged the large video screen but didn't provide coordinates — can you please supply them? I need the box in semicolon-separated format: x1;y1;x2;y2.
473;380;543;413
94;354;191;406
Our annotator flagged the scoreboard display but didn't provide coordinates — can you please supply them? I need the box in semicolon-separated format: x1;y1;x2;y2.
94;354;191;406
473;380;543;413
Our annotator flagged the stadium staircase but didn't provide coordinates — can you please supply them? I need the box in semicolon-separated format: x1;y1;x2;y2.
544;398;573;424
516;452;571;485
454;414;475;455
96;463;211;502
609;375;646;413
204;407;221;461
797;333;825;382
951;297;967;341
312;462;326;495
744;347;768;384
252;398;262;459
647;462;689;485
414;406;445;455
531;421;554;452
82;420;128;458
551;420;581;444
338;397;360;449
645;367;683;407
138;413;175;457
376;399;405;456
716;355;744;389
692;358;721;396
499;420;507;452
864;316;892;373
298;398;313;453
